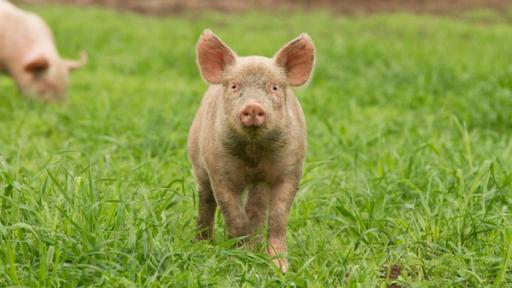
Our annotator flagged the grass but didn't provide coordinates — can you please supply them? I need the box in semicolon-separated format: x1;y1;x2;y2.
1;4;512;287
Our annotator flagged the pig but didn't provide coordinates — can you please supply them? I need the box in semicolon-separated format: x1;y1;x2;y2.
0;0;86;101
188;29;315;272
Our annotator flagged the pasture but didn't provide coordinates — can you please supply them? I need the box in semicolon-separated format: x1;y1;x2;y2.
0;4;511;286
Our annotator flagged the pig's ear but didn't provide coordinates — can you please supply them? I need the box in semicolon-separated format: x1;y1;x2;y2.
24;55;50;74
274;33;316;87
196;29;237;84
64;51;88;72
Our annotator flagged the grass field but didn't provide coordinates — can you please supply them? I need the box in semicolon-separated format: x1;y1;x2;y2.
1;4;512;287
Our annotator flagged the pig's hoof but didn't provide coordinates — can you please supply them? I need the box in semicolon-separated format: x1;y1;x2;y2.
243;237;266;252
195;235;211;242
195;230;213;241
272;257;289;273
233;235;251;248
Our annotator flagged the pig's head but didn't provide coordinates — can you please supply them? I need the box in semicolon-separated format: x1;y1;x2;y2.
22;51;87;101
196;30;315;141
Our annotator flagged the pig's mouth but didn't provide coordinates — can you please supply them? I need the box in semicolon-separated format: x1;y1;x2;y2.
240;123;268;137
228;122;268;141
224;125;284;153
23;82;66;102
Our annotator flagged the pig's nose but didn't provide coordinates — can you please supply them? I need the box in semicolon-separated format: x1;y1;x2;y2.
240;103;266;127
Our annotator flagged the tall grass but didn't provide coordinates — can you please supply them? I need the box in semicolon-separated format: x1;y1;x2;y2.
0;5;511;286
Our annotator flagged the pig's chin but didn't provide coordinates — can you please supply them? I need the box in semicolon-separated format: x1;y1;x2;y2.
230;123;269;141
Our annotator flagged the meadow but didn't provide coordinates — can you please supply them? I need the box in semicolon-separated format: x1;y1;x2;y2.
1;4;512;286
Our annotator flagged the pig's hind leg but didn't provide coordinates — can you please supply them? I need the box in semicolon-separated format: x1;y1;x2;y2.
196;175;217;241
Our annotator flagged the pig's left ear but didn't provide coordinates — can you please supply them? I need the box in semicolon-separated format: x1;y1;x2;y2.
274;33;316;87
64;51;88;72
24;55;50;74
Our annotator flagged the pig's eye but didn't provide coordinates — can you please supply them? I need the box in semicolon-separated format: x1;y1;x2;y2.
269;84;280;93
230;83;239;91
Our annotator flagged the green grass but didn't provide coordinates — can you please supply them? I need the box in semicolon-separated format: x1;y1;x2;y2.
1;5;512;287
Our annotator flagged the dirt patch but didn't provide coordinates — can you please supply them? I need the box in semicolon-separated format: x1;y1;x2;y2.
381;263;402;288
15;0;512;16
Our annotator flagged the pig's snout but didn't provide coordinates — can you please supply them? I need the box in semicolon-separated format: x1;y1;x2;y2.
240;103;266;128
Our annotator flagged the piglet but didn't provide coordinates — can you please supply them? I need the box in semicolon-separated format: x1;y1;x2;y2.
0;0;86;101
188;29;315;272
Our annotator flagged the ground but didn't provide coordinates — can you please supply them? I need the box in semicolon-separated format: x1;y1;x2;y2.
0;4;512;287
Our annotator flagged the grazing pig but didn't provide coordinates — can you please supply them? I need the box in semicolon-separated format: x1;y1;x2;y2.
0;0;87;101
188;29;315;272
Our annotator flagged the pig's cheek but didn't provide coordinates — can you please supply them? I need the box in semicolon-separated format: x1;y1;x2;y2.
39;82;51;95
222;97;238;125
269;90;283;105
268;98;282;121
33;82;44;95
272;103;287;127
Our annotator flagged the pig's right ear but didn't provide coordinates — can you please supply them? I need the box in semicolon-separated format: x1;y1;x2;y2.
196;29;236;84
24;55;49;74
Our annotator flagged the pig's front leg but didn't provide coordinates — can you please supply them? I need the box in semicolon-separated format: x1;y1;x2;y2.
268;178;300;273
211;178;249;239
196;176;216;241
245;184;270;242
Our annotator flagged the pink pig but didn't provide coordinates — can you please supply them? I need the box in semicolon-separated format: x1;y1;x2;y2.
188;30;315;272
0;0;86;101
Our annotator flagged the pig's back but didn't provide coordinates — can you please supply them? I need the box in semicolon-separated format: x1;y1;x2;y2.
0;1;58;69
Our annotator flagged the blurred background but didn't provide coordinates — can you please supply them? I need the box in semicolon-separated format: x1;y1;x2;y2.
14;0;512;15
